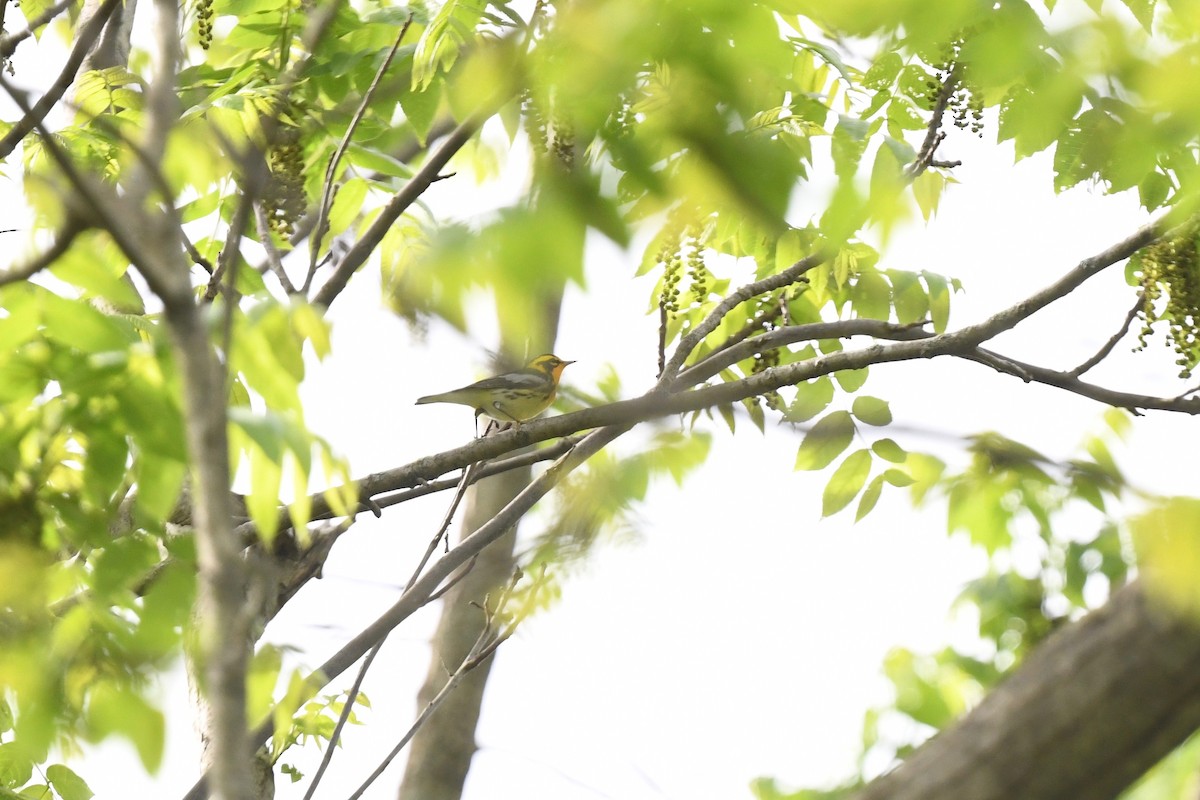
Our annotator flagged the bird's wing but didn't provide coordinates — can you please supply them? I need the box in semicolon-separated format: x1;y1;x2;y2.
460;369;547;392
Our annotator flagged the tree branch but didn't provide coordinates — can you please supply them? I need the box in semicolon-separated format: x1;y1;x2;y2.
678;319;932;386
659;251;830;382
304;13;413;292
905;63;960;182
854;582;1200;800
0;0;120;160
0;0;78;58
181;425;627;800
1069;294;1144;377
0;222;81;286
965;346;1200;414
311;116;485;308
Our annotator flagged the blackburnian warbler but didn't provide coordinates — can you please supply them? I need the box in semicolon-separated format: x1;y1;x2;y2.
415;354;575;426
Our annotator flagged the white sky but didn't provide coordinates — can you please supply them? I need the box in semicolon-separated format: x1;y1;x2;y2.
5;8;1194;800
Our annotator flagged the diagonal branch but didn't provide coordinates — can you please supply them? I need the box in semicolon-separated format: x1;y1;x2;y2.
0;222;81;286
0;0;78;58
311;116;485;308
181;425;627;800
0;0;120;160
965;345;1200;414
905;63;961;182
1069;294;1144;377
303;13;413;293
659;250;830;382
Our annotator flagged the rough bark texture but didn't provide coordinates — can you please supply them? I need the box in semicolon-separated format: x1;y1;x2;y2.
856;582;1200;800
395;466;528;800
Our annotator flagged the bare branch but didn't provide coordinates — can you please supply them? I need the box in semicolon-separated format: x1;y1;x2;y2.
905;63;960;182
0;0;120;160
253;201;298;294
1069;294;1144;377
345;570;532;800
678;318;932;386
203;190;254;302
311;116;486;308
304;13;413;292
182;427;621;800
0;223;81;286
659;250;830;382
0;0;78;58
966;346;1200;414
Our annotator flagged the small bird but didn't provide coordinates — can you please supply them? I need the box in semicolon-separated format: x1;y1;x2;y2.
415;354;575;428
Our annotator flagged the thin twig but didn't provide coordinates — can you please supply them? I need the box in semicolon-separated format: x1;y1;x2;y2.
658;250;829;383
679;318;932;386
0;0;120;160
0;0;120;158
347;568;538;799
657;301;668;378
0;0;78;58
1069;295;1144;377
181;427;618;800
203;191;254;302
253;201;298;294
298;643;381;800
301;449;483;799
304;13;413;293
311;113;497;308
0;223;81;287
905;63;961;182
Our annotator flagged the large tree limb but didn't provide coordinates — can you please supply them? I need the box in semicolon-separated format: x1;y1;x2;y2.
855;583;1200;800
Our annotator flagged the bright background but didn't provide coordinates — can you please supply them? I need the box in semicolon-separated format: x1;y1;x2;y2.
5;14;1194;800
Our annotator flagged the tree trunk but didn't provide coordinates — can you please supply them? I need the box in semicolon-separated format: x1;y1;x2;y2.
395;466;529;800
855;582;1200;800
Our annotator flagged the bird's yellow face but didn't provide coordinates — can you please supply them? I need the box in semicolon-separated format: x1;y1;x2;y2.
527;354;574;380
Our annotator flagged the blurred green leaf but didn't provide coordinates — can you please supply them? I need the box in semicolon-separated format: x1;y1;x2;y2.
795;411;855;471
822;449;872;516
46;765;93;800
851;396;892;426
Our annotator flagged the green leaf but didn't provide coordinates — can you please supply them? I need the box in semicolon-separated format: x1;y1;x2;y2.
835;367;868;392
775;227;808;272
46;765;93;800
831;115;870;178
912;170;944;221
85;684;164;771
856;474;884;521
326;177;370;239
822;449;872;516
923;271;951;333
853;268;891;321
872;438;907;462
852;396;892;426
92;535;160;599
786;376;834;422
1138;171;1172;210
883;468;915;487
135;454;186;523
890;270;929;324
247;646;283;727
39;290;129;353
0;743;33;787
1132;497;1200;615
794;410;855;471
1119;0;1156;30
863;52;902;90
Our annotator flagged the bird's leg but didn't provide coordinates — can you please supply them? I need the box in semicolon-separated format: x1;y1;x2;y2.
489;401;522;431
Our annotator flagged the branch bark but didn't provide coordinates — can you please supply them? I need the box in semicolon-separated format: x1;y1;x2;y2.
855;583;1200;800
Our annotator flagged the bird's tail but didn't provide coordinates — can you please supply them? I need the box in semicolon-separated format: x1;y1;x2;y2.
415;391;462;405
